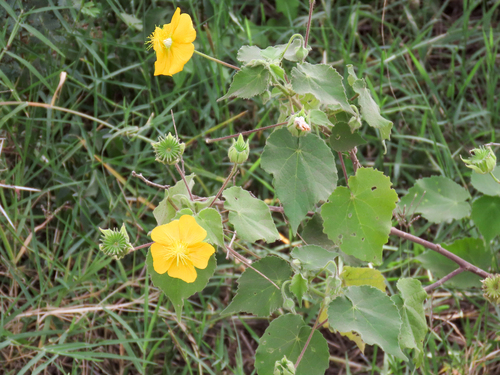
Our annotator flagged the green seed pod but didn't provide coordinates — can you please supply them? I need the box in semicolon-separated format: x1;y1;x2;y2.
152;133;185;165
460;146;497;175
228;134;250;164
273;356;296;375
99;224;133;260
482;274;500;305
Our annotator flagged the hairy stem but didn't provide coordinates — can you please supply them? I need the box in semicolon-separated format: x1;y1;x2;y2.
295;307;322;369
338;151;349;187
131;242;153;253
194;50;240;71
210;164;238;207
225;245;279;289
131;171;169;189
390;228;492;279
206;122;286;144
174;163;194;201
489;171;500;184
304;0;316;48
424;267;465;292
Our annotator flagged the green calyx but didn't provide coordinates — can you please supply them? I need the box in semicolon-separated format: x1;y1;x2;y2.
273;355;295;375
482;274;500;304
99;224;133;260
228;134;250;164
152;133;185;165
460;146;497;175
287;109;310;137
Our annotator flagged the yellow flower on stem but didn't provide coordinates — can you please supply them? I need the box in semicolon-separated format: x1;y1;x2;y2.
146;7;196;76
150;215;215;283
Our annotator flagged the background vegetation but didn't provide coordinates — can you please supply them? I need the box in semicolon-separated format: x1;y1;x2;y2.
1;0;499;373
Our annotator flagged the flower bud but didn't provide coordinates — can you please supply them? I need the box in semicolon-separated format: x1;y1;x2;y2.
460;146;497;175
287;112;311;137
99;224;133;260
273;356;296;375
228;134;250;164
482;274;500;305
152;133;185;165
295;45;309;61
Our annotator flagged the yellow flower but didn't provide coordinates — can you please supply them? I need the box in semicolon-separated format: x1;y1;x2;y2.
150;215;215;283
146;7;196;76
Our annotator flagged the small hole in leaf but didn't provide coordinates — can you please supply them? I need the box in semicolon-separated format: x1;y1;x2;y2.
361;238;365;241
335;134;341;140
371;186;377;191
351;233;356;237
348;213;352;218
338;234;343;240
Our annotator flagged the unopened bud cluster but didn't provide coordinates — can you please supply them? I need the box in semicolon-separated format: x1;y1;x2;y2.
152;133;185;165
99;224;133;260
460;146;497;175
228;134;250;164
273;356;295;375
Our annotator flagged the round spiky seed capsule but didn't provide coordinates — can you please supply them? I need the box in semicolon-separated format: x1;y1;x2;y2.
228;134;250;164
482;274;500;305
99;224;133;260
152;133;185;165
460;146;497;175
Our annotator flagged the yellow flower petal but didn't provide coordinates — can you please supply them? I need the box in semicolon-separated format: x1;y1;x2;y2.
169;7;182;31
168;261;197;283
179;215;207;245
154;48;169;76
165;42;194;76
151;220;180;244
188;242;215;269
172;13;196;44
151;243;175;274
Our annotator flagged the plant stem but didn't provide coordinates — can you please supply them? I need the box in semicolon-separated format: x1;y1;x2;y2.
338;151;349;187
174;163;194;201
304;0;316;48
349;147;361;173
390;227;492;279
424;267;465;292
295;307;322;369
489;171;500;184
225;245;279;289
194;50;240;71
131;171;169;189
210;164;238;207
130;242;153;253
205;122;286;144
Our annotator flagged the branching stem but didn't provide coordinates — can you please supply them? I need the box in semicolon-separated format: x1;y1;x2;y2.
424;267;465;292
225;245;279;289
210;164;238;208
206;122;286;144
295;307;322;369
390;228;492;280
131;171;169;189
174;163;194;201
